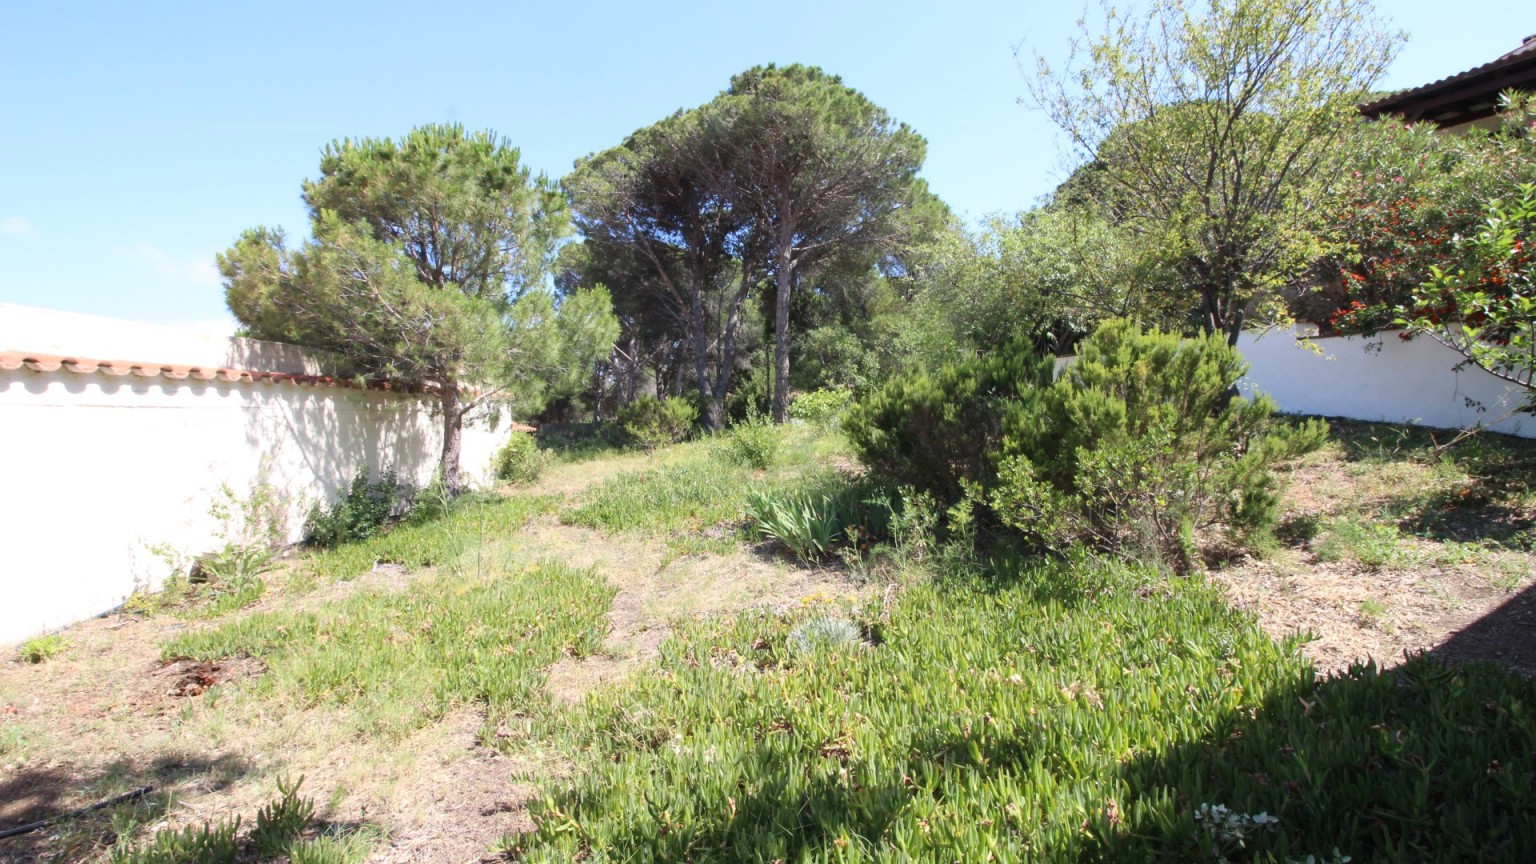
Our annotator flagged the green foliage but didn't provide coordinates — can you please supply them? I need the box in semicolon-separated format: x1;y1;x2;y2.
715;64;928;421
565;462;745;536
17;632;67;664
843;338;1052;508
616;395;697;451
163;560;612;740
1321;96;1536;335
745;476;893;563
1314;518;1409;568
304;467;407;549
993;320;1327;570
109;816;239;864
221;123;616;488
850;321;1323;569
716;411;782;470
493;431;546;484
1399;182;1536;413
509;557;1536;862
297;492;557;585
251;776;315;859
789;388;854;429
1031;0;1401;340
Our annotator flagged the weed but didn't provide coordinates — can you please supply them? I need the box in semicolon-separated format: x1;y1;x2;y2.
109;816;239;864
251;776;314;858
1313;518;1410;568
1355;598;1391;630
17;632;67;664
305;466;408;548
565;463;750;535
715;412;782;470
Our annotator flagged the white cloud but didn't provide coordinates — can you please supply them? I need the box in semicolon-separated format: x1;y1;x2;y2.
114;243;221;289
2;217;32;235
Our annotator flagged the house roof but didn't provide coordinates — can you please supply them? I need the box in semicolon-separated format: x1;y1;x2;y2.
1359;35;1536;126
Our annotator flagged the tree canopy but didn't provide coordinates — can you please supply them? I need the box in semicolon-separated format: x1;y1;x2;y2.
1031;0;1400;343
222;123;617;492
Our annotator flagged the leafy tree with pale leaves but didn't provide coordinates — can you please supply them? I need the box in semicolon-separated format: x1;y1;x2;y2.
221;124;617;493
1030;0;1400;344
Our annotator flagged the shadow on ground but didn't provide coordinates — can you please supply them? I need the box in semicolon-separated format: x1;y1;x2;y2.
0;752;250;864
1087;647;1536;862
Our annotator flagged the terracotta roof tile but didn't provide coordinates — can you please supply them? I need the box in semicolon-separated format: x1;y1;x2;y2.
0;350;440;394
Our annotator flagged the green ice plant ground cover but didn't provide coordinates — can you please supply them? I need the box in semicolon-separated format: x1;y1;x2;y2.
508;558;1536;863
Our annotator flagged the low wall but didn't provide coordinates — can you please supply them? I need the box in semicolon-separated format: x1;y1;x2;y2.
0;304;513;645
1237;327;1534;438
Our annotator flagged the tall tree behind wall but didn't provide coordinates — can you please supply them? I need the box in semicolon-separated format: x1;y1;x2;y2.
1029;0;1400;344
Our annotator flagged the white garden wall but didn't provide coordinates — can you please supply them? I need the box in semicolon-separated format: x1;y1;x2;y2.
1236;326;1535;438
0;304;514;645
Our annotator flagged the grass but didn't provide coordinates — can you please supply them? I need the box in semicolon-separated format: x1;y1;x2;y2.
163;558;613;740
507;558;1536;861
293;491;559;586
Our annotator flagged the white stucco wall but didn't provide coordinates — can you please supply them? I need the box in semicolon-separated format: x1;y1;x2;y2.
0;307;513;645
1236;327;1534;437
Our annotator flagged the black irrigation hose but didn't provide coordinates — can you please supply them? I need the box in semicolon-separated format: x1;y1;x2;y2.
0;785;153;840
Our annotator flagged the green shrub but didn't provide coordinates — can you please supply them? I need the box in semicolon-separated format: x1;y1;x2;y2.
990;320;1326;570
716;412;782;470
848;321;1324;570
789;388;854;428
843;338;1050;508
304;467;407;548
617;396;698;451
493;432;545;484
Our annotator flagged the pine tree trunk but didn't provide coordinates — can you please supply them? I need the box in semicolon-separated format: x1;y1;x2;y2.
772;214;794;424
439;382;465;496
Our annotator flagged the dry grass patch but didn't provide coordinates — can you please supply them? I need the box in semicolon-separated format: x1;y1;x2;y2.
1214;418;1536;675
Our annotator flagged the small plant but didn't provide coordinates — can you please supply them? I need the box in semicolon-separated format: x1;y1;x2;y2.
109;816;240;864
1313;518;1407;568
1356;598;1391;630
789;388;853;428
18;632;67;664
494;432;546;484
787;617;864;656
716;412;782;470
1193;803;1279;863
305;466;408;548
746;477;892;563
252;776;315;858
616;396;697;451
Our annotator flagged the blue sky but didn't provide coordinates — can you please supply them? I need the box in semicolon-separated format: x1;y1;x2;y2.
1;1;1530;331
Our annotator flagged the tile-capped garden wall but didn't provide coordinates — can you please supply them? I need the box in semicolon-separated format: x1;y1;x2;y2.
1237;326;1535;439
0;304;513;644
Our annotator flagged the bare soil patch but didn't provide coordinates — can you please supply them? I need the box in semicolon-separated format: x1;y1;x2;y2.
1213;420;1536;677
